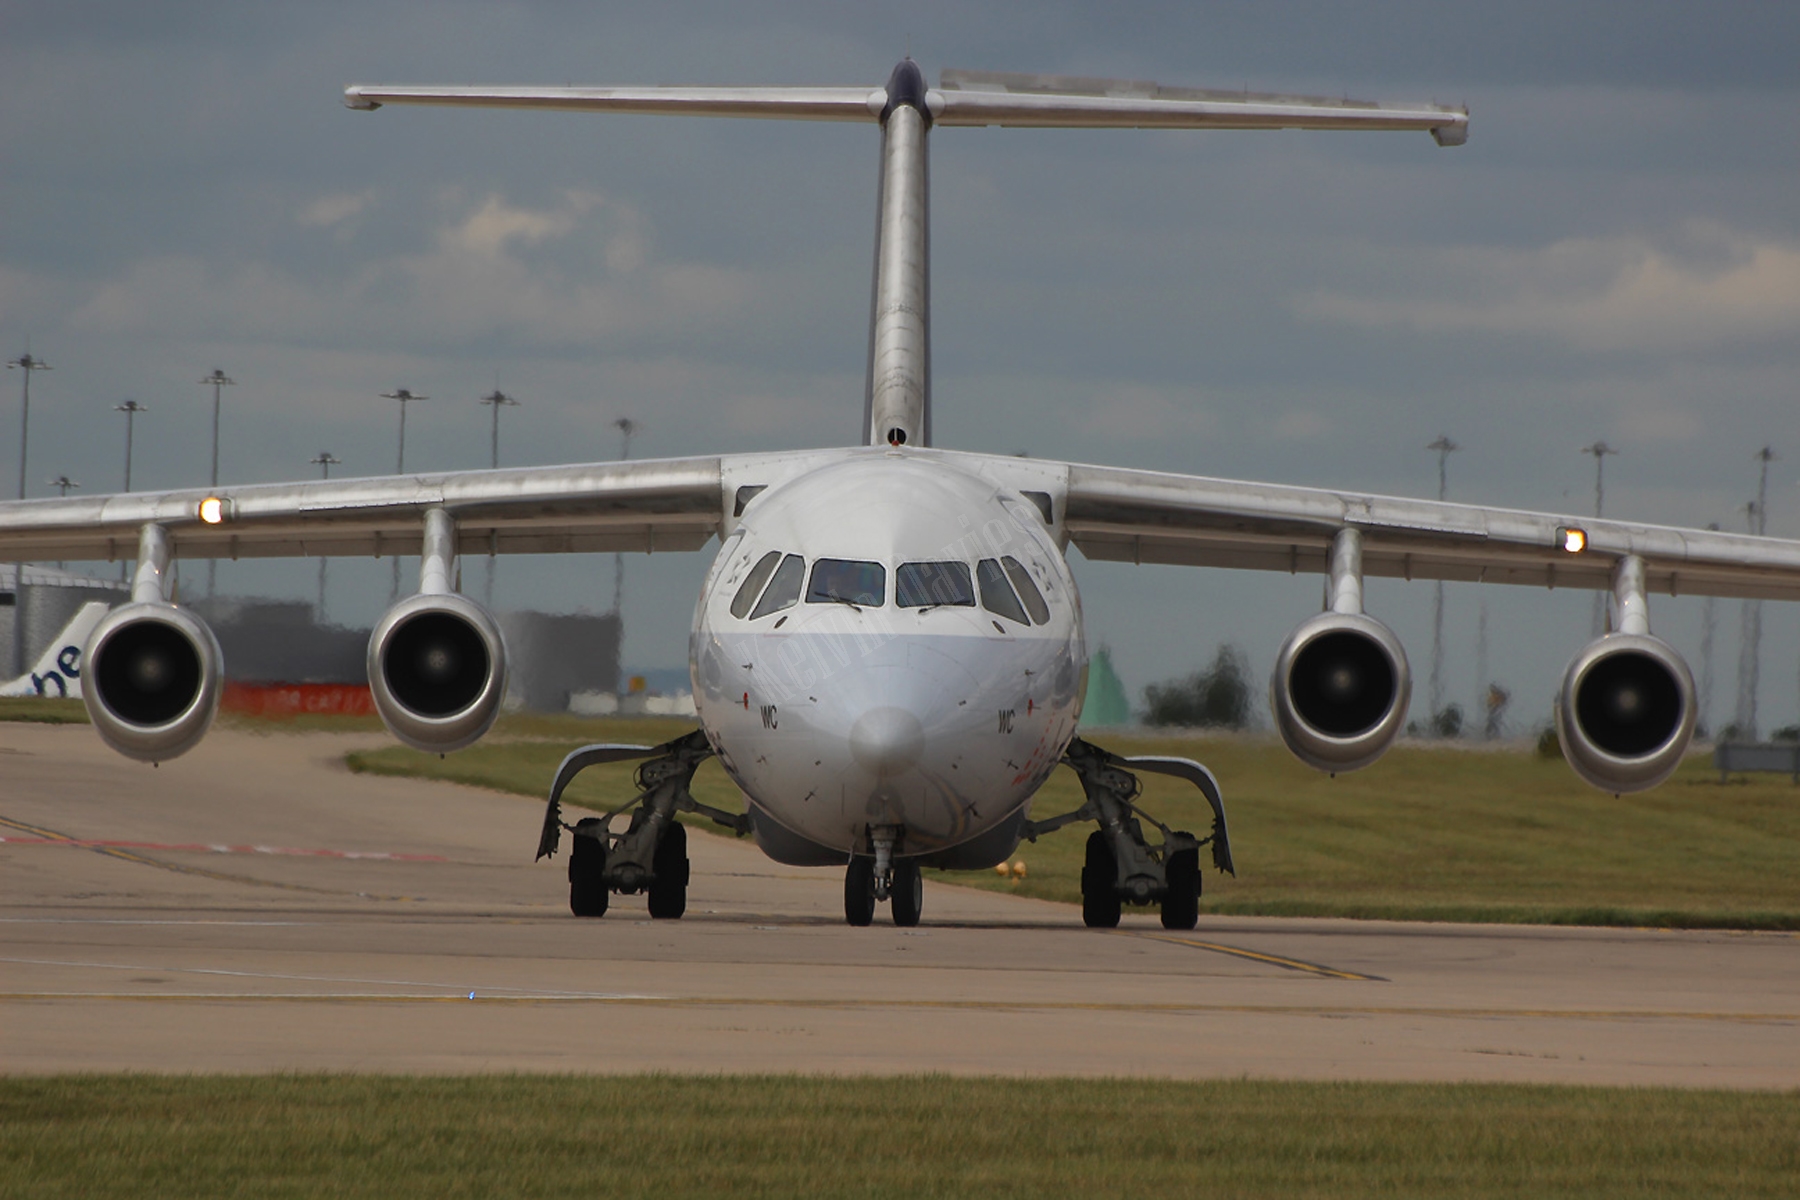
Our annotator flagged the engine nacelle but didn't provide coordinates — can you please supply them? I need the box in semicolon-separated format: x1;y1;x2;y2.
367;591;507;753
1271;611;1411;773
82;602;223;762
1555;633;1695;793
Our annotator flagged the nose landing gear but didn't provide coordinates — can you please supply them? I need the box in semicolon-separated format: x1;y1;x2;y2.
844;826;923;926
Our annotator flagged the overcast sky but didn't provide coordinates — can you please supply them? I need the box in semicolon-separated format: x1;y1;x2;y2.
4;1;1798;733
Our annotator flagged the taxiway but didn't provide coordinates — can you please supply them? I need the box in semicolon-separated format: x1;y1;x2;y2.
2;723;1794;1085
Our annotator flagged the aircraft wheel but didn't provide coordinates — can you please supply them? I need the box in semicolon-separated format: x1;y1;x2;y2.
1080;831;1121;929
1161;841;1200;931
844;855;876;927
647;821;689;920
890;859;923;927
569;818;609;918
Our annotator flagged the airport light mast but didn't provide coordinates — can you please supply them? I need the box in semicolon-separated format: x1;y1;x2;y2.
479;388;518;608
8;351;51;501
200;369;235;598
384;388;428;474
1426;434;1459;730
114;401;148;584
1734;447;1777;741
46;476;78;572
1700;521;1720;737
1582;441;1617;635
480;387;517;471
612;417;637;616
7;351;52;674
382;388;427;599
612;417;638;683
115;401;147;493
311;452;341;623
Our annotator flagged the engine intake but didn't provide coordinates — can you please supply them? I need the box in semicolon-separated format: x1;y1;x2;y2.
1272;611;1411;772
1555;633;1695;793
82;602;222;762
368;591;506;753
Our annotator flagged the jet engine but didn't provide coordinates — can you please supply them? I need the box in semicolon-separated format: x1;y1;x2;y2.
82;601;223;762
1555;632;1695;793
367;590;507;753
1271;610;1412;772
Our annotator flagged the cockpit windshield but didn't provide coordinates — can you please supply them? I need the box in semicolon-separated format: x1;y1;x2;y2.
896;561;975;608
1001;556;1050;625
976;558;1030;625
807;559;886;607
729;550;783;619
748;553;806;619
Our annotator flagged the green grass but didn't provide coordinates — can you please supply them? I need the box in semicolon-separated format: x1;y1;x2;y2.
0;697;89;724
350;721;1800;929
1;1075;1795;1198
347;715;746;823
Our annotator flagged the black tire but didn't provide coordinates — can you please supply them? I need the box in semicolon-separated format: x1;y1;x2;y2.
1080;831;1121;929
1161;842;1200;931
568;818;609;918
844;855;876;927
891;859;923;928
647;821;689;920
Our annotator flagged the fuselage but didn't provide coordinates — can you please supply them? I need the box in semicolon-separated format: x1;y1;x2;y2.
691;449;1086;868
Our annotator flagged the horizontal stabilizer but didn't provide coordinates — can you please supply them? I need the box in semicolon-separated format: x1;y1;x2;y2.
344;84;883;122
346;68;1468;145
936;70;1467;144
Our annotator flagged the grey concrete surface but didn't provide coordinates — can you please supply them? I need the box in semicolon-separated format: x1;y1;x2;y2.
2;722;1796;1085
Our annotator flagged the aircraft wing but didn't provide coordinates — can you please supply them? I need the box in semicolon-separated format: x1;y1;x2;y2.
0;457;728;567
1053;459;1800;602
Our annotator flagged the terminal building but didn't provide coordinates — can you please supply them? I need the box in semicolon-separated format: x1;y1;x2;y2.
5;566;633;714
0;564;127;679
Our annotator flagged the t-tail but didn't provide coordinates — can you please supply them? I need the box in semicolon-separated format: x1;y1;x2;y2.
0;601;110;699
345;61;1466;449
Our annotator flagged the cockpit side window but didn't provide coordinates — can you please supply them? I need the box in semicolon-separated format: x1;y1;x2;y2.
749;554;806;620
1001;556;1050;625
807;559;886;607
896;561;975;608
729;550;783;619
976;559;1029;625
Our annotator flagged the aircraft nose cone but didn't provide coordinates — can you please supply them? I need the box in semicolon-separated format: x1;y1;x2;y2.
849;706;925;777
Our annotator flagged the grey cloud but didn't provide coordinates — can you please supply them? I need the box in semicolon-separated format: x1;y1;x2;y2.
2;0;1797;727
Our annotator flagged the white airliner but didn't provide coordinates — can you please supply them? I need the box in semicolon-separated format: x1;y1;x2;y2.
0;601;108;699
4;61;1798;928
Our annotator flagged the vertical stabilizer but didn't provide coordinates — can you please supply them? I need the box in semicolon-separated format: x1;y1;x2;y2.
863;60;933;448
0;600;110;699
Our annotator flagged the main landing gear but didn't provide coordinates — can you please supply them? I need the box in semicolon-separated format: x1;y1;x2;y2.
844;826;923;927
1024;737;1235;930
536;729;751;920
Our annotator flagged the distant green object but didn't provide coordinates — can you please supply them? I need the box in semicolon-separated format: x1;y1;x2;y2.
1081;647;1131;727
1144;644;1252;729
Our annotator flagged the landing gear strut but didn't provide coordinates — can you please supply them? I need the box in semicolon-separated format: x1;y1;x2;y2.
1027;737;1233;930
843;825;922;927
536;729;750;919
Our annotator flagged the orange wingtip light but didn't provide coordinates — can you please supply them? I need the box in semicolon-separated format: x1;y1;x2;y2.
1558;526;1587;553
198;496;231;524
